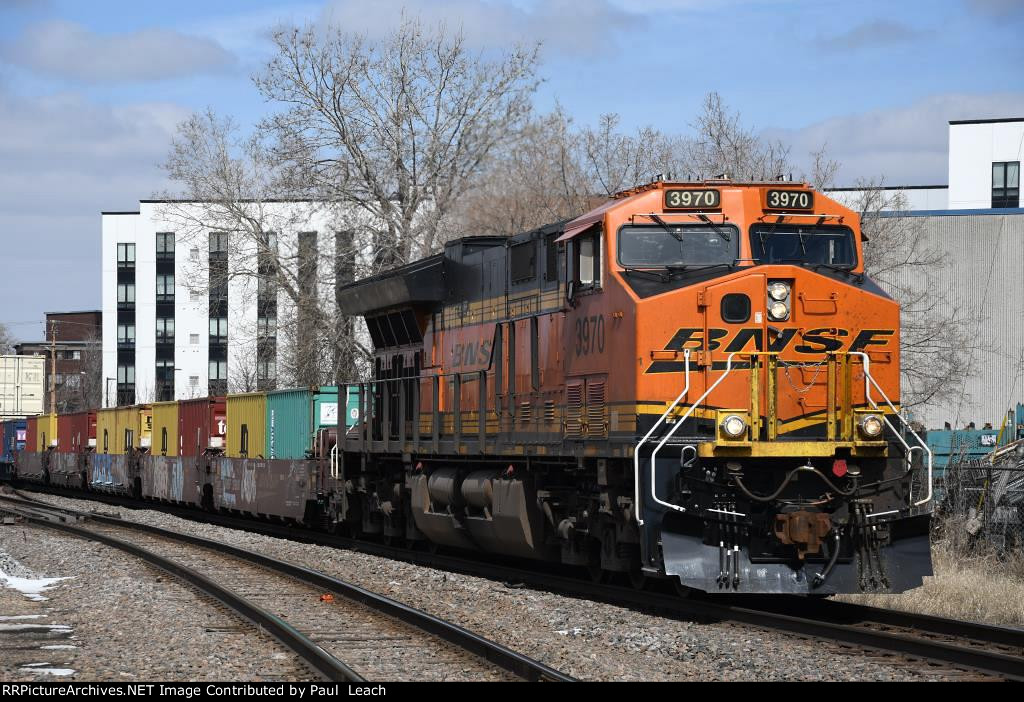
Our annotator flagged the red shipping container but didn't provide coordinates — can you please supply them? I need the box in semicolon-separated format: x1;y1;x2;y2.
25;416;38;452
178;397;227;456
57;411;96;453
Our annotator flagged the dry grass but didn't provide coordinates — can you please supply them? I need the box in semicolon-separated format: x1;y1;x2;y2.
838;537;1024;627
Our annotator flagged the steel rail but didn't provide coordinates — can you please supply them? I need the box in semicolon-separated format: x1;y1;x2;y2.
1;501;363;682
0;493;574;683
8;488;1023;680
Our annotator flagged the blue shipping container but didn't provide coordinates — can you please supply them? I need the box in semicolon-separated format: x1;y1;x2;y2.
1;419;27;464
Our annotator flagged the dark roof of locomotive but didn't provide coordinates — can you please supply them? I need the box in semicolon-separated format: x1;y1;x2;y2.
337;221;572;317
335;253;446;316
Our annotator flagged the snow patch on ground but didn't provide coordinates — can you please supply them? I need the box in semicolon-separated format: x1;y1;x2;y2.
0;572;71;601
19;663;75;677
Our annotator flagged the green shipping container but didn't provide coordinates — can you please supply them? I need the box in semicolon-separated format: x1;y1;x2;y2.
266;386;338;459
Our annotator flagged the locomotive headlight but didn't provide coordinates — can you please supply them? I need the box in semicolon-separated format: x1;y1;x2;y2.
720;414;747;439
768;300;790;321
858;413;884;438
768;282;790;301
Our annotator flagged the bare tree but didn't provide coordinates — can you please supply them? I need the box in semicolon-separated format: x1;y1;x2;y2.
853;181;978;410
160;110;367;387
686;92;792;181
256;16;541;267
0;323;15;355
452;107;590;236
580;113;688;196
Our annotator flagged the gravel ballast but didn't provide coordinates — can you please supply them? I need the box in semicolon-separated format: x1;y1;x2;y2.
0;519;307;681
9;491;969;681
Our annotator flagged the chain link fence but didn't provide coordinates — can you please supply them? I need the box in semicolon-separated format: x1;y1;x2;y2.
936;441;1024;561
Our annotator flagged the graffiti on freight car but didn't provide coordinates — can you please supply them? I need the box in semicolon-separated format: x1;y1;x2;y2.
90;453;113;487
148;456;185;502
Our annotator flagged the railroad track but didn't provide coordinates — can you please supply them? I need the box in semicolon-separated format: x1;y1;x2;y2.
9;486;1024;681
0;493;574;683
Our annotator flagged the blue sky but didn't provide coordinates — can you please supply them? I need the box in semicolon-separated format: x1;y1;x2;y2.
1;0;1023;340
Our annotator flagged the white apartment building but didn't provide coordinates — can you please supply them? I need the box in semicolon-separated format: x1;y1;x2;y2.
101;200;345;407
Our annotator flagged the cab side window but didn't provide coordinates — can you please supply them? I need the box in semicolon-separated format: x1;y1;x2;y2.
575;231;601;289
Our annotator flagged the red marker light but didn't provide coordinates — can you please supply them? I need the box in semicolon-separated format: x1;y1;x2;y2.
832;459;848;477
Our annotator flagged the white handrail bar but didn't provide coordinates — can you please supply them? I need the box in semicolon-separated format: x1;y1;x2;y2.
649;354;738;515
634;349;690;525
330;443;339;480
849;351;932;507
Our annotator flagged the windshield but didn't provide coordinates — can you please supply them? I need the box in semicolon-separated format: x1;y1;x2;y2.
617;224;739;268
750;224;857;267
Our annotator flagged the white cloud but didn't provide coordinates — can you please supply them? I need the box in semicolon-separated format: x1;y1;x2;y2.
0;89;187;325
320;0;643;56
815;19;929;51
765;92;1024;186
1;20;236;82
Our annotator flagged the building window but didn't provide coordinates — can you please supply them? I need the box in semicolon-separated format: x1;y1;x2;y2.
117;365;135;384
209;317;228;341
117;323;135;344
117;283;136;304
258;358;277;380
189;289;203;302
156;274;175;302
210;232;229;254
117;243;135;268
189;375;199;387
209;360;227;380
257;316;277;337
190;333;200;345
993;161;1020;208
156;232;175;259
190;247;200;260
156;318;175;342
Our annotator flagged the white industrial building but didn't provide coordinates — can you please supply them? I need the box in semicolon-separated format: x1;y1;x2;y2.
101;200;347;407
829;117;1023;429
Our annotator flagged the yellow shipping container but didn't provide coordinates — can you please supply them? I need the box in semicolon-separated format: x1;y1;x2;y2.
35;413;56;450
96;408;119;454
96;406;152;454
151;402;179;457
226;392;266;458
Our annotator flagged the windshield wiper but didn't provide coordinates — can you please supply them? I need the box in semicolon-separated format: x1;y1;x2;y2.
620;266;670;281
648;213;684;241
804;261;863;280
697;214;731;242
665;262;736;275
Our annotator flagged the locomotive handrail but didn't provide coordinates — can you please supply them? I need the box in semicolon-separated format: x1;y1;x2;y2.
850;351;932;508
634;349;691;526
651;354;741;519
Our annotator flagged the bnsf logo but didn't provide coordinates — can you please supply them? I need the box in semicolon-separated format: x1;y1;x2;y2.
645;327;894;374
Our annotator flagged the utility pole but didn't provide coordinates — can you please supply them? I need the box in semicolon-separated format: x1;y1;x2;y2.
49;319;57;414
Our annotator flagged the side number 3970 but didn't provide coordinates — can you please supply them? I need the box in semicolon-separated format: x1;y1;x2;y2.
575;315;605;356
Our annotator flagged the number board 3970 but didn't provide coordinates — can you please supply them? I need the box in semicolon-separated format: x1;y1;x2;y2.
664;189;720;210
764;189;814;210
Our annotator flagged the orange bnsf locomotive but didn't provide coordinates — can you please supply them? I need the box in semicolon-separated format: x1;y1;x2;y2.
335;180;933;594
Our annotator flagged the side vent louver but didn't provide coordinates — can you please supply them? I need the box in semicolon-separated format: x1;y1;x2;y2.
566;382;584;439
587;380;607;439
